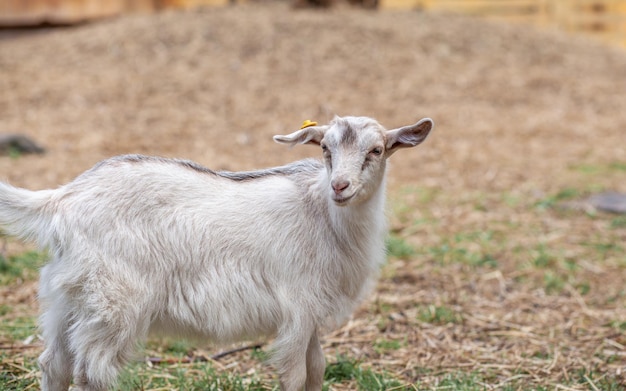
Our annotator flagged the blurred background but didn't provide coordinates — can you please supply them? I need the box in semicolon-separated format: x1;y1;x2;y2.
0;0;625;190
2;0;626;47
0;0;625;389
0;0;624;191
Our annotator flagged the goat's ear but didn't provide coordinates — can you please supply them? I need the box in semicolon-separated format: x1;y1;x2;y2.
385;118;433;156
273;125;328;147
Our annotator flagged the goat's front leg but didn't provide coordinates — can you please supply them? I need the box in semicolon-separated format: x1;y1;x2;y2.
305;332;325;391
271;321;317;391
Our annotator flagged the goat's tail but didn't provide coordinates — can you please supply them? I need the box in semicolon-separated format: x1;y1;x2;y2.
0;181;54;244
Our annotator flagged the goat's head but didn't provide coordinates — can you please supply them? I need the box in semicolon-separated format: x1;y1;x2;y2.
274;116;433;206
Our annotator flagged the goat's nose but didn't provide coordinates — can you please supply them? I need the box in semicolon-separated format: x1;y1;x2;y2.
332;179;350;195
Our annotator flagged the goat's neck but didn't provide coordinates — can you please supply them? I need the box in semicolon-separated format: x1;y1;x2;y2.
324;176;388;303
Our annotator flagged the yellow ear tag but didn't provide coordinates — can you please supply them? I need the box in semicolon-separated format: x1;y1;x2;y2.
300;120;318;129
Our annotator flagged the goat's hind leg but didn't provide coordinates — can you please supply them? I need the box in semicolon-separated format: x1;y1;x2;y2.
68;310;146;391
39;337;72;391
39;296;74;391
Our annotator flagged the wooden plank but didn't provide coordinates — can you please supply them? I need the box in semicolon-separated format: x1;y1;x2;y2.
159;0;230;7
413;0;547;24
379;0;419;10
0;0;128;26
566;0;626;31
0;0;163;26
382;0;546;13
415;0;545;15
555;0;626;47
420;0;542;7
380;0;626;48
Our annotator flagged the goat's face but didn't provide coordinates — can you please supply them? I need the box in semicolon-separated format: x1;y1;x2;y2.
274;116;433;206
319;117;389;206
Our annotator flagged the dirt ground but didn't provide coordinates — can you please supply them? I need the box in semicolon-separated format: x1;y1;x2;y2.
0;2;625;389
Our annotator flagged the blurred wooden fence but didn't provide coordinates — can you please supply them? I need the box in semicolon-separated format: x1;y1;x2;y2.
382;0;626;47
1;0;625;48
0;0;229;26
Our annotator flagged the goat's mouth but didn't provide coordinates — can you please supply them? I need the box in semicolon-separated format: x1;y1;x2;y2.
333;193;355;206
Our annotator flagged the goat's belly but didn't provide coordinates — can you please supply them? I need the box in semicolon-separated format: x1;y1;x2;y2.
148;285;280;343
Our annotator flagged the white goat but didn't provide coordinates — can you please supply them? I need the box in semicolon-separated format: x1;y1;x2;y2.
0;115;433;391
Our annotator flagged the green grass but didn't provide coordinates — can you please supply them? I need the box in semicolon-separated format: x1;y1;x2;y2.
411;370;626;391
534;187;581;210
0;315;37;342
605;320;626;331
570;161;626;174
117;354;410;391
531;243;558;269
423;372;494;391
324;357;360;383
374;338;405;354
513;242;601;295
610;216;626;229
426;231;499;268
584;240;624;257
7;360;623;391
118;361;269;391
0;250;47;284
7;147;23;160
543;271;566;294
324;356;406;390
386;235;415;259
157;338;196;356
0;304;11;316
0;350;40;391
417;305;463;325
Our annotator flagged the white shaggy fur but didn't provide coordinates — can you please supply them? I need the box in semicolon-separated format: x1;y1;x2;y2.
0;115;432;391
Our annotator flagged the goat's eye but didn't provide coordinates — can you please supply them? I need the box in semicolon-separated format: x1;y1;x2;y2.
370;147;383;156
321;144;328;152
